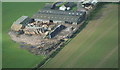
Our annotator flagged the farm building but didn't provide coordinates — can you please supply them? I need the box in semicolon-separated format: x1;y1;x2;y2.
77;2;86;11
48;25;66;38
32;9;86;25
82;0;98;5
11;16;31;31
64;2;76;8
59;5;66;11
59;2;76;11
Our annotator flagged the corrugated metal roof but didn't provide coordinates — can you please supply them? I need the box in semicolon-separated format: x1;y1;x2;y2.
13;16;28;24
33;13;79;22
64;2;76;7
32;9;85;23
48;24;66;38
38;9;84;16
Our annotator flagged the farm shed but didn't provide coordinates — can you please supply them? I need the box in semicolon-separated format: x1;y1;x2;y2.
59;5;66;11
64;2;76;8
11;16;30;31
32;9;86;24
48;25;66;38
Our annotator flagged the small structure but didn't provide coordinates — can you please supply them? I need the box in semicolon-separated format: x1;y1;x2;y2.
59;2;76;11
91;0;98;5
82;0;98;6
64;2;76;8
77;2;86;11
66;7;70;10
59;5;66;11
11;16;30;31
48;25;66;38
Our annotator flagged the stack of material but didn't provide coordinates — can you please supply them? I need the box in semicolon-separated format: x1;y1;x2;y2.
11;24;23;31
11;16;30;31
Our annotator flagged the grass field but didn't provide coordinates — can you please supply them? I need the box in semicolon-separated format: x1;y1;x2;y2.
0;1;2;69
43;3;118;68
2;2;47;68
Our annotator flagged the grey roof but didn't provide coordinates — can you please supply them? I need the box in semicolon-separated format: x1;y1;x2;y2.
13;16;29;24
32;9;85;23
37;9;84;16
33;13;79;22
64;2;76;7
48;24;66;38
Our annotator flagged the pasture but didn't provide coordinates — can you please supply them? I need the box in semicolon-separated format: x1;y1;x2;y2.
2;2;46;68
0;1;2;69
43;3;118;68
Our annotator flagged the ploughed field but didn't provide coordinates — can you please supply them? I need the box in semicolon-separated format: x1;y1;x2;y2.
42;3;118;68
2;2;46;68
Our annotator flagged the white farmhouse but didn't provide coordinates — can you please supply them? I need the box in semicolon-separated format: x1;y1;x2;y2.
59;5;66;11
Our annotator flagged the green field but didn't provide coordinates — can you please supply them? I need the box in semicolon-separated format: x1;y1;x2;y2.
0;1;2;69
2;2;47;68
43;4;118;68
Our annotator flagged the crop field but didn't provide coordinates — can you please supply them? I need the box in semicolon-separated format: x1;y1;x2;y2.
43;3;118;68
2;2;47;68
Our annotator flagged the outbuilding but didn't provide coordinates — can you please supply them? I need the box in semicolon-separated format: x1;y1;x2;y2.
11;16;30;31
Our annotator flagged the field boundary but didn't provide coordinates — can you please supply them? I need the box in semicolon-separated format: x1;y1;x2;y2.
31;3;110;70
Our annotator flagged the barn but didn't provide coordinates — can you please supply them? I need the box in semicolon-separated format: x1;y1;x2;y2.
32;9;86;25
48;24;66;38
11;16;30;31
